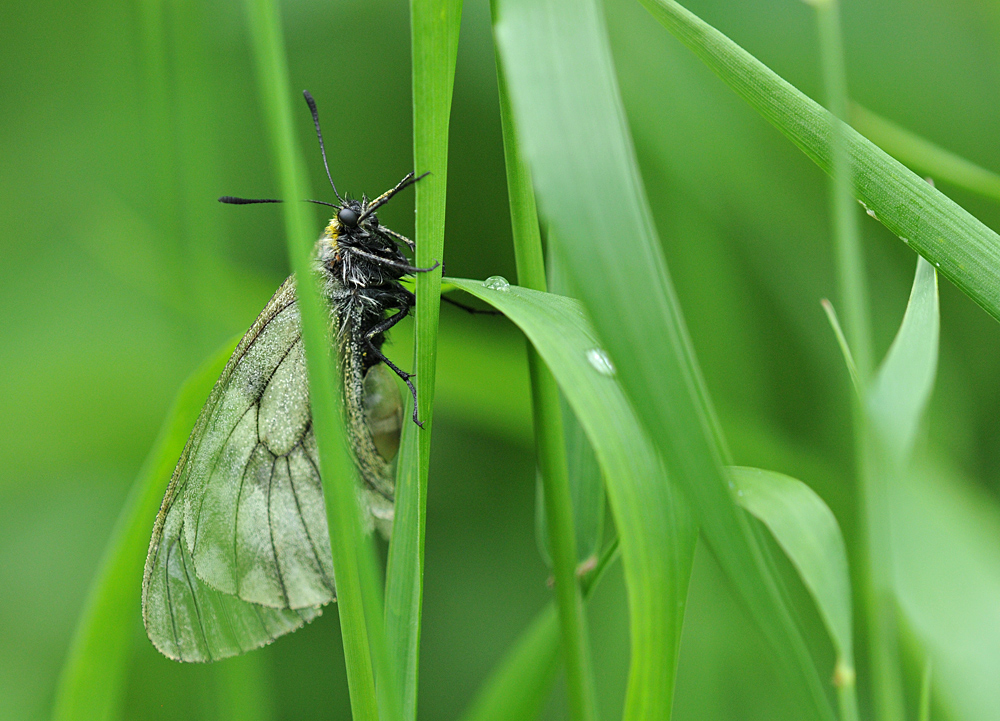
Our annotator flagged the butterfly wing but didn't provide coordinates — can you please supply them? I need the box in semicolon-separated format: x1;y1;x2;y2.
143;276;336;661
143;472;321;662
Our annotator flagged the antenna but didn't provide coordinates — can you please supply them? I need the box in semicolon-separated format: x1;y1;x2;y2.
219;197;283;205
359;171;430;222
303;90;344;203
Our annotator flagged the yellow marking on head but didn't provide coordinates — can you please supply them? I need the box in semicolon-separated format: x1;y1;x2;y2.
325;217;341;240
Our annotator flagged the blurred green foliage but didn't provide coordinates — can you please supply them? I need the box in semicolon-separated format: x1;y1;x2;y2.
2;0;999;719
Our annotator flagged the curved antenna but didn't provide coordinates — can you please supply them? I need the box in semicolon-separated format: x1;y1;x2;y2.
302;90;344;203
358;171;430;222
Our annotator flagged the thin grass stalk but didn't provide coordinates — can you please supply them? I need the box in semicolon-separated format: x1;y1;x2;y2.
382;2;461;719
491;31;598;720
813;2;901;718
242;1;390;718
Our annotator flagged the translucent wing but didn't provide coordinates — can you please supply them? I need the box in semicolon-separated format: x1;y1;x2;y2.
143;474;321;662
143;275;402;660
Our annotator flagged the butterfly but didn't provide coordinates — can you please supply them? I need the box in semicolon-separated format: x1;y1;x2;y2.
141;91;434;662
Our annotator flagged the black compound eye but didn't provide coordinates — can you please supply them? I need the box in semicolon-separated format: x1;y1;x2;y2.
338;207;359;228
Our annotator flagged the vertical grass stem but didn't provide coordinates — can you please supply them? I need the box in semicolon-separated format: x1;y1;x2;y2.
492;26;599;720
813;2;900;719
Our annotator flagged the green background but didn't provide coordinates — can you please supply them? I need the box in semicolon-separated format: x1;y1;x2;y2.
2;0;999;719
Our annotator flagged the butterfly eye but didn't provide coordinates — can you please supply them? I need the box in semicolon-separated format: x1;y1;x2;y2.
338;207;359;227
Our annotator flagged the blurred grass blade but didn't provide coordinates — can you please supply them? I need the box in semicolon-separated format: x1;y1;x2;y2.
821;299;861;397
729;467;854;669
383;0;462;719
851;104;1000;204
548;246;605;564
492;0;835;717
52;339;235;721
867;257;940;467
536;395;605;566
449;277;698;721
891;460;1000;721
459;540;620;721
243;0;391;718
215;653;275;721
640;0;1000;326
492;23;599;718
462;605;561;721
918;658;932;721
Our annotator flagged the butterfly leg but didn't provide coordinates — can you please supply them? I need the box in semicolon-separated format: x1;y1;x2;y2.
363;305;424;427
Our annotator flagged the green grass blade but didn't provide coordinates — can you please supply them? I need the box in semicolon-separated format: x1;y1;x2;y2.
868;257;940;468
813;0;872;380
383;1;462;719
640;0;1000;326
918;658;932;721
491;0;835;717
51;339;236;721
449;278;697;721
491;20;598;718
459;540;620;721
851;104;1000;204
730;465;858;721
857;256;939;721
243;1;390;718
729;467;854;669
461;605;561;721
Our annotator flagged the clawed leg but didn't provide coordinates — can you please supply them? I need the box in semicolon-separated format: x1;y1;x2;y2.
364;305;423;427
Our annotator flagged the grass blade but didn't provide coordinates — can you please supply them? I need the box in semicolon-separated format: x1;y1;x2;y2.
868;257;940;468
491;17;598;717
857;256;939;721
851;104;1000;204
243;1;391;718
449;277;698;721
729;466;856;713
491;0;835;716
51;339;236;721
640;0;1000;326
459;541;620;721
383;1;462;718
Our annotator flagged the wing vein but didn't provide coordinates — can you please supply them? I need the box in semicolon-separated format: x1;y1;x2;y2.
267;455;291;607
177;524;213;662
192;403;257;551
286;453;333;591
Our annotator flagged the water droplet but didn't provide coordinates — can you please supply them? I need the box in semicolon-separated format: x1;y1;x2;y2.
484;275;510;292
866;208;878;219
737;489;744;497
935;261;940;267
586;348;616;376
900;237;909;245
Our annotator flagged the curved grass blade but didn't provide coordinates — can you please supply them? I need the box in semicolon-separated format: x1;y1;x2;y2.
459;540;620;721
52;338;236;721
491;0;835;716
867;257;940;468
729;467;854;675
640;0;1000;326
449;277;697;721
